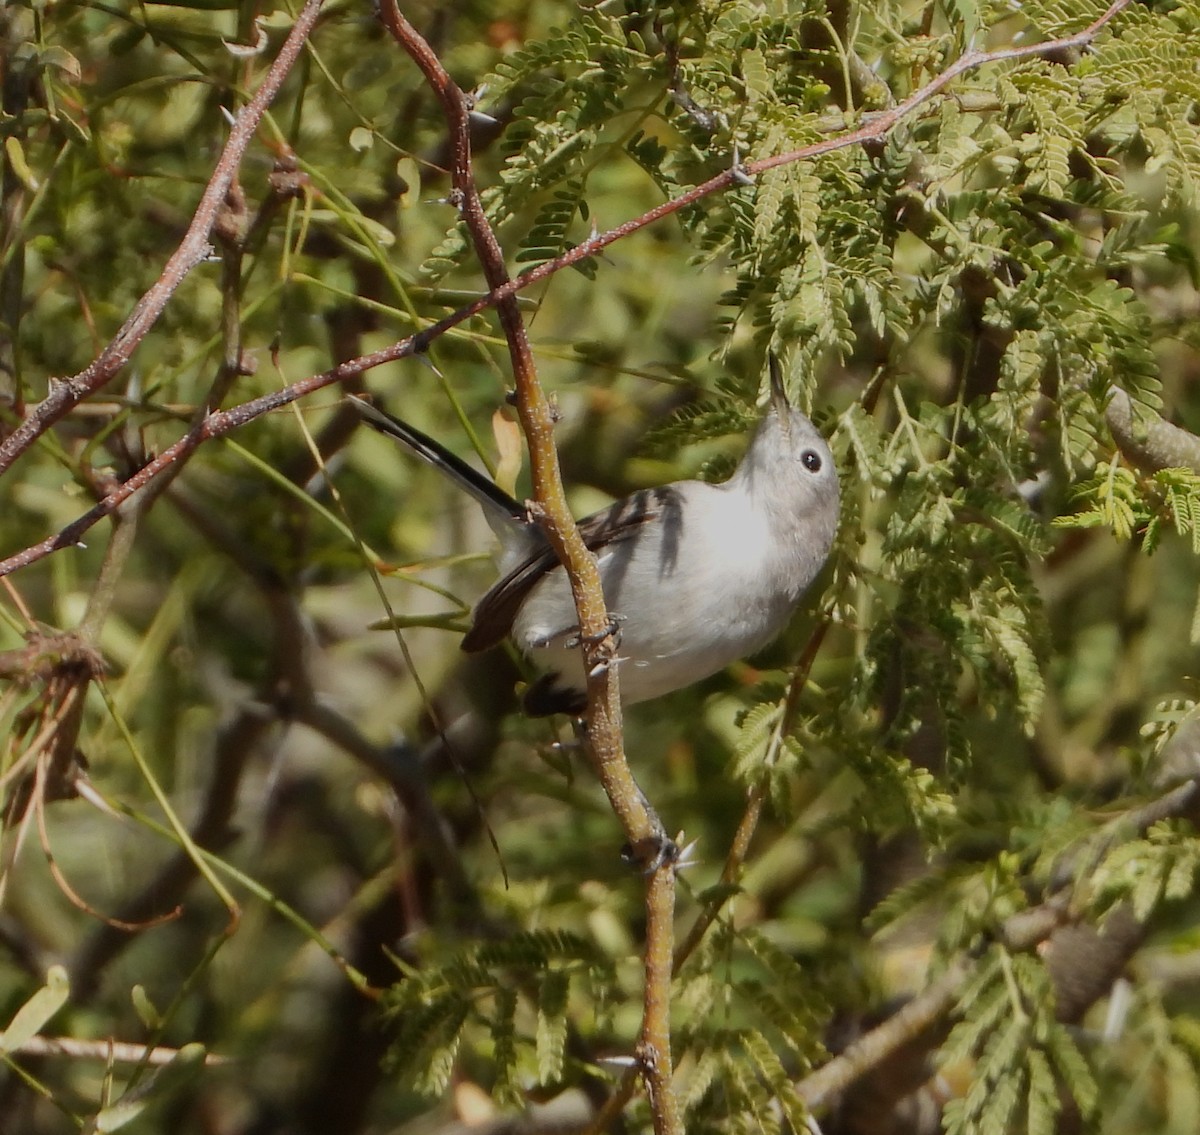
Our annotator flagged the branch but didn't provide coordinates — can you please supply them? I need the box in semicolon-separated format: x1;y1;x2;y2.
376;6;678;1130
12;1035;230;1066
799;958;971;1111
794;769;1200;1119
0;0;325;477
592;623;832;1129
374;5;664;846
1106;387;1200;474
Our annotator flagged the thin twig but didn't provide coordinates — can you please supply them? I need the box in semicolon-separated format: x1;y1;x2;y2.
674;620;832;971
0;0;325;477
10;1035;230;1066
78;502;141;640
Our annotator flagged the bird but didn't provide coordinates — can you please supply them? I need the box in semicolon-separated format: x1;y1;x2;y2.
351;360;839;715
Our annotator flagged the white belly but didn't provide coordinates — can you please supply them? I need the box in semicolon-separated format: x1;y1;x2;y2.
512;483;793;704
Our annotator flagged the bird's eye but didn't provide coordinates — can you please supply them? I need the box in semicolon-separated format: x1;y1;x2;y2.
801;449;823;473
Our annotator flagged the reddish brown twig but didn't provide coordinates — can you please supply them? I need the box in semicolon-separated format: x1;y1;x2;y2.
0;0;325;478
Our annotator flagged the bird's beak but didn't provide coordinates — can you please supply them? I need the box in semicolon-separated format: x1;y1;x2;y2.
768;353;791;425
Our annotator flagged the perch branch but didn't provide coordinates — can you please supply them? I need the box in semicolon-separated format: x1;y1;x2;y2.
376;6;678;1129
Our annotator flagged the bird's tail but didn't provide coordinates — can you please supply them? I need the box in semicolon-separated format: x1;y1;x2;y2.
348;396;528;531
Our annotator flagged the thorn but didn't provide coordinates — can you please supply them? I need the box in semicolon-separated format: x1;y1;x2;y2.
468;109;500;128
412;353;444;379
73;777;124;820
621;833;680;873
596;1054;639;1070
730;141;754;186
673;834;702;873
219;104;238;128
1103;977;1133;1041
546;738;584;754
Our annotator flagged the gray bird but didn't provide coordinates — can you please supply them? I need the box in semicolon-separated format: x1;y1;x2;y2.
352;361;839;715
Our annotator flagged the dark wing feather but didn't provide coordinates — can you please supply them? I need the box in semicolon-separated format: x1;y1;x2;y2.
461;487;676;652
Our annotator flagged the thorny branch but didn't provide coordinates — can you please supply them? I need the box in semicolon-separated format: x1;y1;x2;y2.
590;621;833;1130
376;5;678;1130
0;0;325;477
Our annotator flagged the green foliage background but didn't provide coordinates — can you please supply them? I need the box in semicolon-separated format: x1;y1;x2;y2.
1;0;1200;1132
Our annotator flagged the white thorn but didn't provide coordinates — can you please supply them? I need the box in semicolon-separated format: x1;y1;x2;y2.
596;1054;639;1070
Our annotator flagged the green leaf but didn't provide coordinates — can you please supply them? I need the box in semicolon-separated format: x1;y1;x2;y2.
0;967;69;1054
93;1044;207;1133
536;969;569;1085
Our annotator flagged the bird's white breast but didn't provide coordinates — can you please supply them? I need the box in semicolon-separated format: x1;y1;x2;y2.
512;482;799;704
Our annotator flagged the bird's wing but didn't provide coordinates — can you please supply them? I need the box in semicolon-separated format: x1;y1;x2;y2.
462;487;677;652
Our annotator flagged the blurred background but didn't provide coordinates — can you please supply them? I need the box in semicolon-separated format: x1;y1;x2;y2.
1;1;1199;1132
